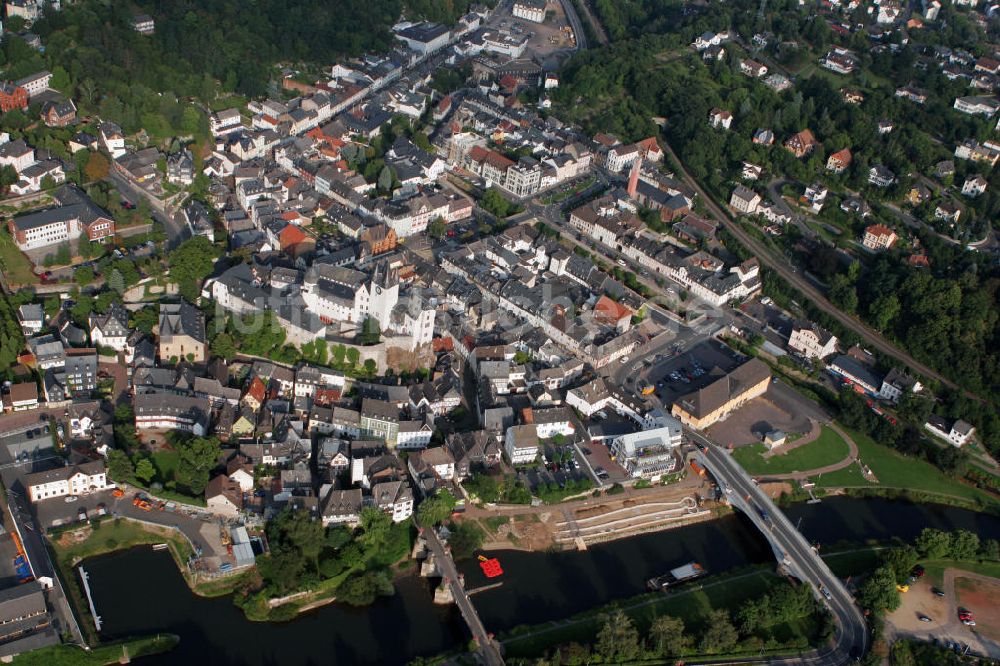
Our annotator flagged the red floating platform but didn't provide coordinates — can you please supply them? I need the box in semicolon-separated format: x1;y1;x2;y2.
479;557;503;578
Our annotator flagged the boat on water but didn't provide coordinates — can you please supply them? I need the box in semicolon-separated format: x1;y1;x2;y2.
647;562;707;591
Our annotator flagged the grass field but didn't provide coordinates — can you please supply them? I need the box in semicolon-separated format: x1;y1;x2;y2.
502;569;816;659
151;450;180;481
813;429;998;508
0;229;38;286
733;426;850;475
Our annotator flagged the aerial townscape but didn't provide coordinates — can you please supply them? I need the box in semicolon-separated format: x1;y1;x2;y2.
0;0;998;664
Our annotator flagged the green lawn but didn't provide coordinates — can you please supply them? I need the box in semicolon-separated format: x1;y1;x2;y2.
814;429;998;508
151;450;180;481
921;559;1000;588
0;229;38;286
733;426;850;476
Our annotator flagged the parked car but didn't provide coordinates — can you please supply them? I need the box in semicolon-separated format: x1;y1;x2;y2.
64;496;78;503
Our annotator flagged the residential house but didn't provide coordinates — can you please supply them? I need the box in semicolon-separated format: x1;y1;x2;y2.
708;108;733;130
962;175;988;197
925;415;975;447
40;99;76;127
826;148;852;174
868;165;896;188
740;59;768;78
25;461;108;503
321;488;363;526
89;302;130;352
729;185;761;214
504;424;539;465
787;323;837;360
205;475;242;518
934;200;961;224
134;393;211;435
879;367;922;403
861;224;897;251
17;303;44;336
5;383;39;412
784;129;819;158
369;480;414;523
445;430;501;480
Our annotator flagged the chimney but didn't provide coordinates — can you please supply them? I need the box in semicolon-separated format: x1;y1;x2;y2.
627;157;641;198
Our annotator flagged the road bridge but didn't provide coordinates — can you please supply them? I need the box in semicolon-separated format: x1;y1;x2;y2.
687;429;868;665
422;526;505;666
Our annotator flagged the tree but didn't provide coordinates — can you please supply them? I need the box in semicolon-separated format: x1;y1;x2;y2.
50;66;71;92
648;615;690;657
175;436;222;495
595;610;641;663
345;347;360;367
55;243;71;266
880;546;918;585
83;152;110;182
337;570;394;606
107;268;125;295
77;235;95;260
131;306;158;334
980;539;1000;561
74;266;95;286
211;332;238;361
448;521;486;560
949;529;980;560
428;216;446;239
0;165;18;191
377;165;394;192
915;528;952;559
699;609;739;654
134;458;156;485
363;358;377;377
858;565;901;614
416;489;456;526
480;188;512;218
106;449;134;483
168;236;219;302
358;506;393;552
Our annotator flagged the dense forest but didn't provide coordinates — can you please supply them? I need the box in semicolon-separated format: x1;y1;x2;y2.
8;0;484;104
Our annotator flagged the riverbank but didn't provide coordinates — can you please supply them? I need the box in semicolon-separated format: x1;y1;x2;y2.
10;635;179;666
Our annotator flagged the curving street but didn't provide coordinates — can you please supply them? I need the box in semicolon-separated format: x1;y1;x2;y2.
689;430;868;665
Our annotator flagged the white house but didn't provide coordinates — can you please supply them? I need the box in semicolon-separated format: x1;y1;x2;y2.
25;461;108;503
924;414;975;447
504;424;539;465
962;175;988;197
787;323;838;360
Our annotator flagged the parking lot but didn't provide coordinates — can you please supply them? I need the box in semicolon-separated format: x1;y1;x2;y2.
707;380;828;447
519;442;590;492
642;339;745;407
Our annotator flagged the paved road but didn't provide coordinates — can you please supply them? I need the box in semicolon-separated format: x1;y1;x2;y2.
422;526;505;666
557;0;590;50
660;140;963;396
689;430;868;665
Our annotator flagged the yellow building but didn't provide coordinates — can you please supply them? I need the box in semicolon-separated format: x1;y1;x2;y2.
671;358;771;430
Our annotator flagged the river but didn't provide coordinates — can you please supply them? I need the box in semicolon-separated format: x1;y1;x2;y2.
85;498;1000;665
